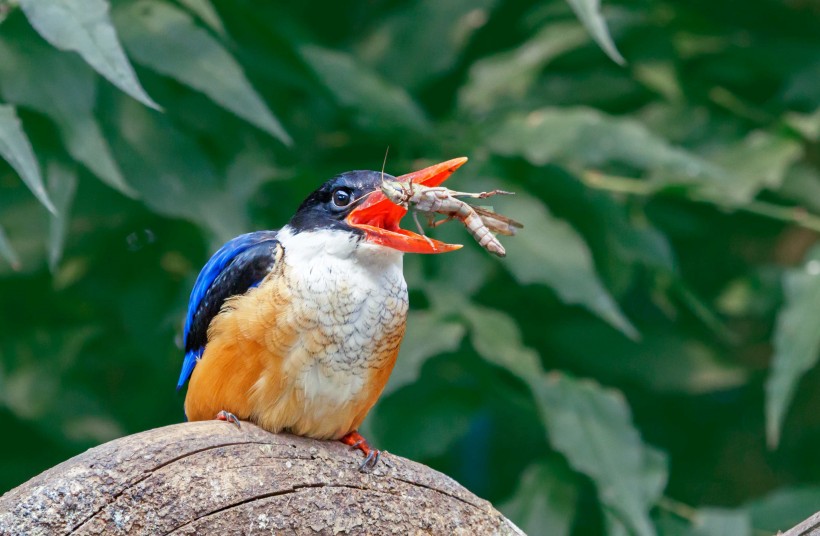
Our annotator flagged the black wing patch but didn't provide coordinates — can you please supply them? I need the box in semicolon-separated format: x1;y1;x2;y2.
178;231;279;389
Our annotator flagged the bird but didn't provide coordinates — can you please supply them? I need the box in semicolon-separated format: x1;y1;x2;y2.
177;157;467;470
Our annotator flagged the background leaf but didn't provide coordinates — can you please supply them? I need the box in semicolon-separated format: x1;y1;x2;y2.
176;0;225;35
466;303;664;535
533;374;665;536
564;0;625;65
547;321;747;394
45;161;78;271
301;45;430;135
19;0;159;110
111;97;250;242
487;107;720;181
359;0;499;90
765;245;820;447
691;508;751;536
498;188;637;338
0;225;20;270
383;310;466;396
0;104;54;213
703;130;803;205
459;21;588;113
499;459;579;536
465;304;543;380
0;29;135;196
748;486;820;534
113;0;291;144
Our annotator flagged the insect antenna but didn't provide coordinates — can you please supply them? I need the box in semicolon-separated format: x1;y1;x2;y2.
380;146;390;185
351;188;377;207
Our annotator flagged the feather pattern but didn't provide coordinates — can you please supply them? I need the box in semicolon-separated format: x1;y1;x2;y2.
178;231;280;390
183;227;409;439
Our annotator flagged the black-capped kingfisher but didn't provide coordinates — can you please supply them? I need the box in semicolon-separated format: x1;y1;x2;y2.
177;158;466;469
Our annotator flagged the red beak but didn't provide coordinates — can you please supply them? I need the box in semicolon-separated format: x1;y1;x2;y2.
346;157;468;254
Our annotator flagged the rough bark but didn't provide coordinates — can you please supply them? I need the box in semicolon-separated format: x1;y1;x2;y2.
0;421;523;535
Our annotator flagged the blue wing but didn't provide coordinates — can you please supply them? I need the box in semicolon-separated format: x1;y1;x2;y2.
178;231;280;390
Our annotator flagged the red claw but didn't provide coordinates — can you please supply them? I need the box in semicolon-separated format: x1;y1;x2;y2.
340;430;381;472
216;410;242;429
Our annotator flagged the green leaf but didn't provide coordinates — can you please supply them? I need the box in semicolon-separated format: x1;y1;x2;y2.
433;235;494;296
18;0;159;110
656;505;752;535
783;61;820;110
383;310;466;396
691;508;751;536
370;379;480;460
564;0;625;65
0;327;123;445
464;305;543;380
603;201;676;272
499;459;579;536
301;45;430;135
501;190;637;338
359;0;498;90
0;196;49;276
0;224;21;270
779;162;820;215
533;373;664;536
547;320;747;394
0;104;55;213
0;35;135;197
225;144;284;203
704;130;803;205
785;108;820;142
113;0;291;144
464;302;666;532
633;61;683;102
604;510;631;536
459;20;588;113
112;97;249;242
488;107;720;182
487;108;799;208
748;486;820;534
765;246;820;447
46;161;78;271
176;0;225;35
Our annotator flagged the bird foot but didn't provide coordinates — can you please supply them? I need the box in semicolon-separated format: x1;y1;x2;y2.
340;430;381;472
215;410;241;429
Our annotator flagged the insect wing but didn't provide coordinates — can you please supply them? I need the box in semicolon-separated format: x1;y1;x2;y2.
473;206;523;236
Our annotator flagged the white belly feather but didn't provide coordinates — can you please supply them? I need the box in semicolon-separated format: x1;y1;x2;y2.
250;227;408;438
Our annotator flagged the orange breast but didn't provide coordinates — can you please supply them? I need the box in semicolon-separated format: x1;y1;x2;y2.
184;250;408;440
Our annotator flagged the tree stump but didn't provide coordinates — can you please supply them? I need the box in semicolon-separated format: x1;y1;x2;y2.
0;421;523;535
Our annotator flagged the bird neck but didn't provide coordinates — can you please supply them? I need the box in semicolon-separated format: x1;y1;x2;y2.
277;225;404;270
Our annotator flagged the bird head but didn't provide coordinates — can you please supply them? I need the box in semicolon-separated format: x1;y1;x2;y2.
288;158;467;254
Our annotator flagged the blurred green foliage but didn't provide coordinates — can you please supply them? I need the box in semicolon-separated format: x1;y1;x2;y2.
0;0;819;534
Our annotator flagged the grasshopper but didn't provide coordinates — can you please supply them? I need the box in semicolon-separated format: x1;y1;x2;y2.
381;179;523;257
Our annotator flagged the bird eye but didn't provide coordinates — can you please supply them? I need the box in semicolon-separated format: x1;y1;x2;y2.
332;188;352;207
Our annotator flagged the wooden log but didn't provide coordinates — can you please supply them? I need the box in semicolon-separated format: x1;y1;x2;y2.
0;421;523;535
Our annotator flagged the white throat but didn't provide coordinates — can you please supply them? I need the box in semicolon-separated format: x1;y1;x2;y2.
277;226;404;270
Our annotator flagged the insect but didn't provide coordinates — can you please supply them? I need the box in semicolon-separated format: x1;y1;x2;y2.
381;179;523;257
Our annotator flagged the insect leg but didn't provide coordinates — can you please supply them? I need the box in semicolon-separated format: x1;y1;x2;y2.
412;210;436;249
445;189;514;199
428;215;456;228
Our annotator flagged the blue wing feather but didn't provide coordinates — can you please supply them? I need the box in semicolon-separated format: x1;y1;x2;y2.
178;350;200;392
177;231;279;390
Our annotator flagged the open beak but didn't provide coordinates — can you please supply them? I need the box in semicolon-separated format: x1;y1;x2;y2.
346;157;468;254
